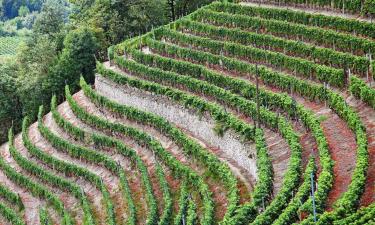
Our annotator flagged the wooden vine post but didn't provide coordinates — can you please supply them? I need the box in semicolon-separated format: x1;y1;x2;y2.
367;53;373;85
152;25;156;41
256;65;261;129
310;172;317;222
108;46;113;66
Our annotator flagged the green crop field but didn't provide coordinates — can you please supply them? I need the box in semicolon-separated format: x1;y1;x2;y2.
0;36;23;56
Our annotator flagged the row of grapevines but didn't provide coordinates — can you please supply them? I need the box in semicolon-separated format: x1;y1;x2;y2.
186;199;198;224
301;122;367;223
307;94;368;225
131;38;333;216
155;164;173;225
2;129;73;225
273;157;316;225
333;203;375;224
0;201;24;225
173;181;189;225
142;33;296;116
349;76;375;109
39;208;53;225
0;183;24;210
66;83;215;225
175;18;370;76
16;119;96;225
154;27;346;87
240;0;375;17
191;8;375;56
37;106;117;225
209;2;375;39
112;52;303;225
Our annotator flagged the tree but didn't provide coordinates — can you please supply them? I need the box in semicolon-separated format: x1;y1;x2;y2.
18;6;30;17
33;0;68;39
70;0;168;55
363;0;375;18
47;27;99;98
166;0;215;20
167;0;176;21
0;0;44;20
16;36;58;120
0;60;22;143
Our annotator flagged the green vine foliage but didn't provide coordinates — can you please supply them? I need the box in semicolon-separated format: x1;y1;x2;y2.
0;202;25;225
66;84;215;225
0;183;24;210
273;157;316;225
37;106;117;225
51;95;158;225
152;28;346;88
333;203;375;225
186;199;198;225
3;129;74;225
107;1;367;224
209;2;375;39
51;96;140;225
17;118;96;225
144;33;366;223
155;164;173;225
39;208;53;225
175;18;370;76
191;8;375;55
174;182;189;225
349;76;375;109
114;12;368;221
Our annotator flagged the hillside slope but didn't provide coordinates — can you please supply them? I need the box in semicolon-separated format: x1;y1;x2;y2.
0;1;374;224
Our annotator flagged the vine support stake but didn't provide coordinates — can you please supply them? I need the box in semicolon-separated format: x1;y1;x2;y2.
369;53;373;85
311;172;317;223
262;196;265;211
256;65;260;129
323;82;327;107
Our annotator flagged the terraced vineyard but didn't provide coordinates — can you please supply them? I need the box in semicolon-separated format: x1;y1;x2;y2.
0;37;23;56
0;1;374;224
